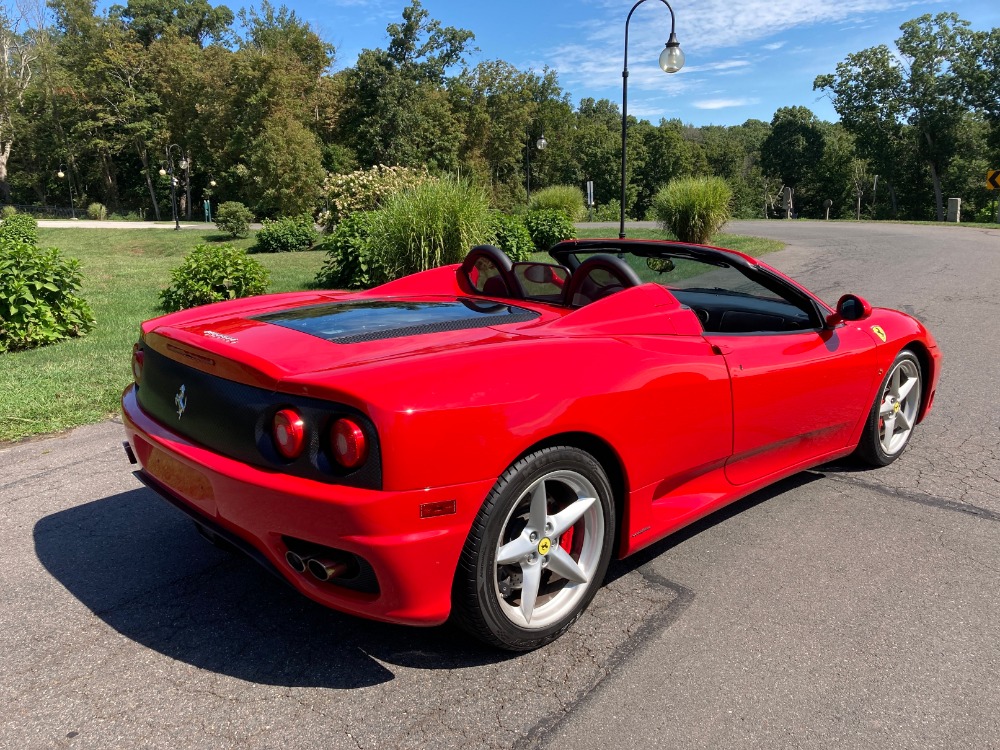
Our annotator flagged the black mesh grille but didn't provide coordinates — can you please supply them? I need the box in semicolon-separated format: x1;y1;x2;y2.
136;345;382;489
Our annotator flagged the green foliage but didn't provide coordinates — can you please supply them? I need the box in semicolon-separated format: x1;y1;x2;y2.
315;211;378;289
523;209;576;252
0;213;39;246
215;201;254;238
488;213;533;262
0;239;96;353
160;244;270;311
86;202;108;220
320;165;429;228
529;185;585;220
651;177;732;244
1;206;17;219
593;199;623;222
254;214;317;253
370;178;494;280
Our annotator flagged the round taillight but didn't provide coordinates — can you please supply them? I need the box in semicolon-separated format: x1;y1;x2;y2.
273;409;306;459
330;418;367;469
132;344;144;384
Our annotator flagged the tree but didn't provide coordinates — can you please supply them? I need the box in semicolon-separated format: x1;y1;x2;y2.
337;0;472;171
0;0;41;202
897;13;970;221
814;45;906;217
760;106;825;215
109;0;234;47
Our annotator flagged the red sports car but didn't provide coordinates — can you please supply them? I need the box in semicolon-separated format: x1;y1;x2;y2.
121;239;940;650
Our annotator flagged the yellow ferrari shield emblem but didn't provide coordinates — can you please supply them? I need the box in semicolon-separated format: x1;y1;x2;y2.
871;325;886;342
537;537;552;555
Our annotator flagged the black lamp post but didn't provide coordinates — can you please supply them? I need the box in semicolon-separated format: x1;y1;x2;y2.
525;131;548;202
620;0;684;238
56;164;76;219
159;144;186;230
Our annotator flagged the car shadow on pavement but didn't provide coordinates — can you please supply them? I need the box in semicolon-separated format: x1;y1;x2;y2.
33;487;510;690
34;472;822;691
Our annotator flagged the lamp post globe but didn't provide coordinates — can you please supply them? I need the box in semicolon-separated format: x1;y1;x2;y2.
536;135;548;151
659;33;685;73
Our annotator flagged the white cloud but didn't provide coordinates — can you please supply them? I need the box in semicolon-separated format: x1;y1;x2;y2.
693;97;760;110
763;41;786;50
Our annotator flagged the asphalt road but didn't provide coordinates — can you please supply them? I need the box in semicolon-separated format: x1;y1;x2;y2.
2;220;998;749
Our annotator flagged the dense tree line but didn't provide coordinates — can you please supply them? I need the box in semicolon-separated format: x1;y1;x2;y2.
1;0;997;222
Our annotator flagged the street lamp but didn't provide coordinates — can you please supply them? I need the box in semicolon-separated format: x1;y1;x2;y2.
57;164;76;219
163;144;185;230
525;131;548;202
620;0;684;238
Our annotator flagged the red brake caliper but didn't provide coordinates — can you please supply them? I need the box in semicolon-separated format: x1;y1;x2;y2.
560;525;575;552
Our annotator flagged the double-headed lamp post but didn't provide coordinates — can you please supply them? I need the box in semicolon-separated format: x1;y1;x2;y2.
57;164;76;219
158;144;187;230
525;131;548;202
620;0;684;239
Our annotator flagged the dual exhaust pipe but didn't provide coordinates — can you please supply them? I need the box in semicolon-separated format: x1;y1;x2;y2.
285;550;350;582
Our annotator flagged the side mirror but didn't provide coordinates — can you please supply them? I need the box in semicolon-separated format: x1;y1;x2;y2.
827;293;872;326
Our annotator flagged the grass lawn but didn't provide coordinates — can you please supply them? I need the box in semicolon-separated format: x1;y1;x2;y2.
0;226;783;443
1;229;325;443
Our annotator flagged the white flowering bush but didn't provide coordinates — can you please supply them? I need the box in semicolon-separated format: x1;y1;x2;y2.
319;165;430;230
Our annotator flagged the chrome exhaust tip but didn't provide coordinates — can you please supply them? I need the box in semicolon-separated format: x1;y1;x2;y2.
306;557;350;582
285;550;311;573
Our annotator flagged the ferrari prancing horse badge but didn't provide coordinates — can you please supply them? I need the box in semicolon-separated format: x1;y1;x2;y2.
871;325;886;342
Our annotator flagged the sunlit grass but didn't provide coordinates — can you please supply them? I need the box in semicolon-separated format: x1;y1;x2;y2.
0;228;324;442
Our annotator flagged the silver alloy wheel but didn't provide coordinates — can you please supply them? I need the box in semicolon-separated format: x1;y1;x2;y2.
493;470;605;629
878;358;921;456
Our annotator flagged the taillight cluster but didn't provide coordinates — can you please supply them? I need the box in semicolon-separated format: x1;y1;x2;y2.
270;409;369;470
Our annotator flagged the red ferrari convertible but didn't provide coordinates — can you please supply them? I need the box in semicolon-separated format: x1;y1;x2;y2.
121;239;940;650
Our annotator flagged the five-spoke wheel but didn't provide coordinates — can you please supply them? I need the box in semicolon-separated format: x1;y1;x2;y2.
453;447;615;650
857;349;923;466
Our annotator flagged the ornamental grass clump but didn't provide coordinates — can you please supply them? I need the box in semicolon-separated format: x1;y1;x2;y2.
528;185;586;221
160;244;269;312
651;177;732;244
370;177;494;280
0;239;96;353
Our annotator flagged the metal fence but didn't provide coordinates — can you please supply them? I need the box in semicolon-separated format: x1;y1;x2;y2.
2;204;78;219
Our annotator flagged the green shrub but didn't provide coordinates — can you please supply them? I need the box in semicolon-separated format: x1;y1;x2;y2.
529;185;586;221
370;178;495;280
524;209;576;252
488;213;534;262
160;244;269;312
0;239;96;353
215;201;254;239
86;202;107;221
0;213;39;246
315;211;379;289
320;165;429;230
593;199;623;223
651;177;732;244
254;214;317;253
1;205;17;220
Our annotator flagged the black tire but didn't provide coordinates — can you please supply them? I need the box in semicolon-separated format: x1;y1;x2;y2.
855;349;923;467
452;446;616;651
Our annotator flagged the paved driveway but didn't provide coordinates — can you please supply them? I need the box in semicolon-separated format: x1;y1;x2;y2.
2;220;998;749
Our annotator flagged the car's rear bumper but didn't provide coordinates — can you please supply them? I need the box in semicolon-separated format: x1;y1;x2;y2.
121;385;494;626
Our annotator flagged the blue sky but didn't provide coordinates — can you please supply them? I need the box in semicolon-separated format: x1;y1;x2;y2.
295;0;999;127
